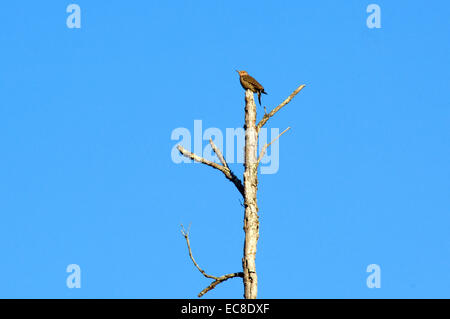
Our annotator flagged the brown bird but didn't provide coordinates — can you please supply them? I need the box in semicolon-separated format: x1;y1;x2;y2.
236;70;267;105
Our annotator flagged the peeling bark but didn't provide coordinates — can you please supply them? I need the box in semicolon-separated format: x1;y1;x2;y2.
242;90;259;299
178;82;305;299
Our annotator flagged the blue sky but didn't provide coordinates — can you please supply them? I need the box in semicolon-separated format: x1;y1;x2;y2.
0;1;449;298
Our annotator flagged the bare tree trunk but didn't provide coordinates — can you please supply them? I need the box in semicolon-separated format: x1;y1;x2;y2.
242;89;259;299
177;82;305;299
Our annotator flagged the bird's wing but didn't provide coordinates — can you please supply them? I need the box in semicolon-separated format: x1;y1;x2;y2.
242;75;264;91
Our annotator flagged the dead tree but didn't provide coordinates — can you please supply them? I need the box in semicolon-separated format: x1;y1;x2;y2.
178;82;306;299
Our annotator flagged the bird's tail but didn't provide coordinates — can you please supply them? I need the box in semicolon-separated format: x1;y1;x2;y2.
258;92;262;105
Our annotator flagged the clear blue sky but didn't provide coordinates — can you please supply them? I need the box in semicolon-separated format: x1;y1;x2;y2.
0;1;449;298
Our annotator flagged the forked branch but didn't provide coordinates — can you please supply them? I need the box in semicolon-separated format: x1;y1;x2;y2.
181;225;243;298
177;143;244;197
256;84;306;133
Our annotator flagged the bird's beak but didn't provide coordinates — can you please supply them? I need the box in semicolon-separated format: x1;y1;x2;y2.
236;70;239;73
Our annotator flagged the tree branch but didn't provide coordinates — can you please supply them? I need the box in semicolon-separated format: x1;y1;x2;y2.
198;272;244;298
257;127;291;165
256;84;306;133
177;145;244;197
209;138;228;168
181;225;243;298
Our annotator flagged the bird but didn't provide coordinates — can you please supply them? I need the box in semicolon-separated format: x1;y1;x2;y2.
236;70;267;105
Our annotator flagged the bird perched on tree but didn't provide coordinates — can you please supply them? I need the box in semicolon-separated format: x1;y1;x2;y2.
236;70;267;105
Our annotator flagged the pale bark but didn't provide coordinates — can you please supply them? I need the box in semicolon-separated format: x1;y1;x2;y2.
242;89;259;299
178;83;306;299
181;225;243;297
257;84;306;133
257;127;291;165
177;142;244;197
